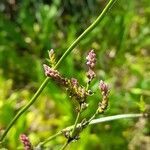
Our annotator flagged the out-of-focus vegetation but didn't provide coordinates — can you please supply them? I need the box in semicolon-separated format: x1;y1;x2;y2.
0;0;150;149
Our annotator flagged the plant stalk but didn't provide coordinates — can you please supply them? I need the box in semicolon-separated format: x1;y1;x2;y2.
38;113;144;148
54;0;118;69
60;141;69;150
0;0;118;142
70;110;81;138
37;131;62;148
0;77;50;141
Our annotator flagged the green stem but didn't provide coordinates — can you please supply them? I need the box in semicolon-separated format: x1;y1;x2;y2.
37;131;62;148
60;141;69;150
54;0;118;69
86;82;90;91
88;109;99;124
70;110;81;138
0;0;118;142
0;77;50;142
38;113;144;148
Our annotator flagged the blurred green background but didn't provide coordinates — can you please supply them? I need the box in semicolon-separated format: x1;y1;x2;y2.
0;0;150;149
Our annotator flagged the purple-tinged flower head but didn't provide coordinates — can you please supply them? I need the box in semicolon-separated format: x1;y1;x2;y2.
86;50;96;69
20;134;33;150
98;80;109;114
99;80;109;96
87;69;96;81
86;50;96;82
43;64;60;79
43;64;68;86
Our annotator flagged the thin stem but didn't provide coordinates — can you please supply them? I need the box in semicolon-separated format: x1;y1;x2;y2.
88;109;99;123
86;82;90;91
38;113;144;148
54;0;118;69
0;0;118;141
70;110;81;138
0;77;50;142
37;131;62;148
60;140;69;150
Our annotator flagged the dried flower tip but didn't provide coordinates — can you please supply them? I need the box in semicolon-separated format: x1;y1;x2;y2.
48;49;54;57
48;49;56;65
43;64;60;78
87;69;96;81
99;80;109;95
20;134;33;150
86;50;96;69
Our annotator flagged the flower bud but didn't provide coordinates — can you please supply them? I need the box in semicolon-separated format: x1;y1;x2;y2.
99;80;109;95
20;134;33;150
86;50;96;82
43;64;68;86
86;50;96;69
43;64;60;79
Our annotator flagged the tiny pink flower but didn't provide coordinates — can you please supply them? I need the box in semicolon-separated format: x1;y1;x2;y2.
43;64;60;78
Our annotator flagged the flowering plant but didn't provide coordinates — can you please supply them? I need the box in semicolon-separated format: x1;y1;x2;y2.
0;0;147;149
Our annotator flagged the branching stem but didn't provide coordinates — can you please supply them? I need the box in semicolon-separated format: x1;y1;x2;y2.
37;131;62;148
0;0;118;142
38;113;144;148
70;109;81;138
60;141;69;150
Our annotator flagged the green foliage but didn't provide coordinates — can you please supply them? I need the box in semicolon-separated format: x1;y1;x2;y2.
137;96;146;112
0;0;149;149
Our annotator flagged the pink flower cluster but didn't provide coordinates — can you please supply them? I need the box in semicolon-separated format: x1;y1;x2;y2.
20;134;32;150
43;64;60;79
86;50;96;69
98;80;109;113
86;50;96;82
99;80;109;95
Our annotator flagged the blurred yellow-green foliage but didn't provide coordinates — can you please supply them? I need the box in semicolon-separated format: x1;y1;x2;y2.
0;0;150;149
